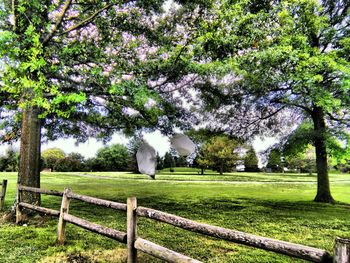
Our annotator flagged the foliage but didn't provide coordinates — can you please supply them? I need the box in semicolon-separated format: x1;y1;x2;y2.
279;122;348;172
83;158;100;172
197;136;241;174
0;0;214;143
0;148;18;172
41;148;65;171
174;156;188;167
285;146;316;174
163;151;175;169
336;161;350;173
266;149;283;172
95;144;129;171
54;153;85;172
244;147;259;172
282;122;315;158
156;152;164;170
185;128;223;145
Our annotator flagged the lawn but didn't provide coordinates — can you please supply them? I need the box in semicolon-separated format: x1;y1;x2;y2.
0;170;349;262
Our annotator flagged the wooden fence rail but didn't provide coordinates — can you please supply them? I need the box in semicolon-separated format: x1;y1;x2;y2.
136;206;332;262
16;185;350;263
134;237;202;263
18;185;63;196
67;191;127;211
63;213;127;243
16;184;62;224
19;202;60;217
0;179;7;211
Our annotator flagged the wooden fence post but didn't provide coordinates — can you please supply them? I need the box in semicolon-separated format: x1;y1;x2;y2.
334;237;350;263
0;180;7;211
57;188;71;245
16;185;23;224
127;197;137;263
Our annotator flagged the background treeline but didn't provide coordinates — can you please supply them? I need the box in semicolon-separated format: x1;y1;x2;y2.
0;142;194;173
1;133;349;174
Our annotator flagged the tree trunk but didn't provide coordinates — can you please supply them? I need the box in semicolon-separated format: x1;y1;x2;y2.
312;107;334;203
18;106;41;205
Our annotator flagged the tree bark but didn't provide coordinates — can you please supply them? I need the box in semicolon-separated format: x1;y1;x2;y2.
19;106;42;206
312;107;334;203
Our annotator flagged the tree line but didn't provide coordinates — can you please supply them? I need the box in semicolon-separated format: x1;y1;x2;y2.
1;135;349;174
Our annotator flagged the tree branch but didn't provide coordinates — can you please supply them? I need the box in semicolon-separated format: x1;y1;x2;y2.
42;0;72;45
271;98;313;115
326;112;350;123
60;3;114;35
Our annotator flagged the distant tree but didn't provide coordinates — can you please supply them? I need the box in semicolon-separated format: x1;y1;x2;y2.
244;147;259;172
192;155;206;175
285;146;316;175
174;156;188;167
266;149;282;173
0;148;19;172
337;161;350;173
55;153;85;172
83;158;100;172
96;144;129;171
68;153;85;166
197;136;241;175
163;152;175;169
156;153;164;171
0;157;5;172
41;148;65;171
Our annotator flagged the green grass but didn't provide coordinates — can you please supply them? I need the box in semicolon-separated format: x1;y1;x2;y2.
0;170;350;262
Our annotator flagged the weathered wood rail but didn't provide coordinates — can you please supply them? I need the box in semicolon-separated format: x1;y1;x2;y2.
16;185;350;263
136;206;332;262
0;179;7;211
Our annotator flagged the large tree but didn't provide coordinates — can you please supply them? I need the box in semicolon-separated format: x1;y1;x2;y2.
0;1;212;205
95;144;129;171
41;147;65;171
191;0;350;203
197;136;241;175
244;146;259;172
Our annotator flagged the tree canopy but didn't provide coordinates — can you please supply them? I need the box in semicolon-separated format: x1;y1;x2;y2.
41;147;65;171
95;144;129;171
0;0;213;205
197;135;241;175
244;146;259;172
0;0;213;142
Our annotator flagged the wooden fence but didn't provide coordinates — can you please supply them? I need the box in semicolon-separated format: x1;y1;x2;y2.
16;185;350;263
0;179;7;211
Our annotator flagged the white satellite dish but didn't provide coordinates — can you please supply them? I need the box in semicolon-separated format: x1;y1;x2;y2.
136;141;156;179
170;134;196;156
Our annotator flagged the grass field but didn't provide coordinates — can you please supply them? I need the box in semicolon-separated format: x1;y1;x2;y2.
0;170;349;262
